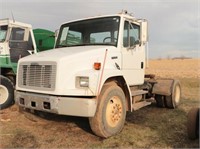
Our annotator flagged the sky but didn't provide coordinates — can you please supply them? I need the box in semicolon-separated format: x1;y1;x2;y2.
0;0;199;59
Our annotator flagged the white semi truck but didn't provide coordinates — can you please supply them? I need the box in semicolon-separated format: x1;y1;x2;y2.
15;11;181;138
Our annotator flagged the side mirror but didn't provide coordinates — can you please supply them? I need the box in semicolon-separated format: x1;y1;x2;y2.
140;20;148;44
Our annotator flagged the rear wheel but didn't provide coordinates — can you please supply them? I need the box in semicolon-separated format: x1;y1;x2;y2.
0;76;14;109
155;95;165;108
165;80;181;108
89;83;126;138
187;107;199;139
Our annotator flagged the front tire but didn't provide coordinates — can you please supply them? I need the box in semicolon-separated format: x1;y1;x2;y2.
0;76;14;109
89;83;126;138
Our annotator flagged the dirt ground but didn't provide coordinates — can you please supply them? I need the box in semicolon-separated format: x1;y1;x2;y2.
0;59;199;148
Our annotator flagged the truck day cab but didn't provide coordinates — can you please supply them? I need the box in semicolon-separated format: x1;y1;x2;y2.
0;19;55;109
15;11;181;138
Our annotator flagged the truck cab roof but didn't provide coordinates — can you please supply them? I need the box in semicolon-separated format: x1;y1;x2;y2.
0;18;32;28
60;11;139;27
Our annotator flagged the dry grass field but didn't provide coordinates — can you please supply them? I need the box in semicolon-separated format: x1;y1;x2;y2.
0;59;199;148
146;58;200;79
146;59;200;100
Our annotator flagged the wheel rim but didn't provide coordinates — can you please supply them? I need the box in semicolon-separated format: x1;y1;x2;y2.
106;96;123;127
174;85;181;104
0;85;9;104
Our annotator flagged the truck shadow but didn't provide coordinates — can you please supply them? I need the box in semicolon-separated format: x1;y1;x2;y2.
24;109;94;135
19;99;199;148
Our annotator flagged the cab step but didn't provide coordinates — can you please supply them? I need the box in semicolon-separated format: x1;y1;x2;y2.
132;101;151;111
131;90;148;96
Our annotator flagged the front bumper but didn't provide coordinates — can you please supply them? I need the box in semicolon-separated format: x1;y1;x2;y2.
15;91;97;117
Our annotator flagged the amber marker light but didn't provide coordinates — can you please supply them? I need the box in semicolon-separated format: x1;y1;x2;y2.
94;62;101;70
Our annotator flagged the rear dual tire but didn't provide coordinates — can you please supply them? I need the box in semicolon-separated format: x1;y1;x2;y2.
155;80;181;108
155;95;165;108
165;80;181;108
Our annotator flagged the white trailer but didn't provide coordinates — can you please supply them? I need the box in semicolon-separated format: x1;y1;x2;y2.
15;11;181;138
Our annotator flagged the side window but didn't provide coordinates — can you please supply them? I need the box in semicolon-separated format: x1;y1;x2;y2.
10;28;25;41
123;21;129;47
0;25;8;42
130;23;140;46
9;28;30;63
123;21;140;47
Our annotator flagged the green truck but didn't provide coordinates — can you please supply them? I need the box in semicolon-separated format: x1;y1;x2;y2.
0;19;55;109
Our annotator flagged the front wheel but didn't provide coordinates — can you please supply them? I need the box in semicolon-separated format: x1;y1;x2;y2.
89;83;126;138
0;76;15;109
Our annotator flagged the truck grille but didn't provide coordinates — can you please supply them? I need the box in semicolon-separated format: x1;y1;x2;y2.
18;62;56;91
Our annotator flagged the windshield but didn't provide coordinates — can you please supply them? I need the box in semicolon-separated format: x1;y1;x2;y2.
56;16;120;48
0;25;8;42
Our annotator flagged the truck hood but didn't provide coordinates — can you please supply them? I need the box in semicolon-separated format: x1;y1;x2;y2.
19;45;116;62
17;45;120;96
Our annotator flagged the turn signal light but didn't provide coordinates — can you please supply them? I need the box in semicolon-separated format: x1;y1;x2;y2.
94;62;101;70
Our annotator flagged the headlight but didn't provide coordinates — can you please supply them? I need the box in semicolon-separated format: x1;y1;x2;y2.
76;76;89;88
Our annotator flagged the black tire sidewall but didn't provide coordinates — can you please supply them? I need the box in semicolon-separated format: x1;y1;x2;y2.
165;80;181;108
0;76;14;109
155;95;165;108
171;80;181;107
187;107;199;139
196;108;199;138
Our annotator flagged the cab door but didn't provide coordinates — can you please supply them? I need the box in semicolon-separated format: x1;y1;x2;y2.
9;27;33;63
121;20;145;85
